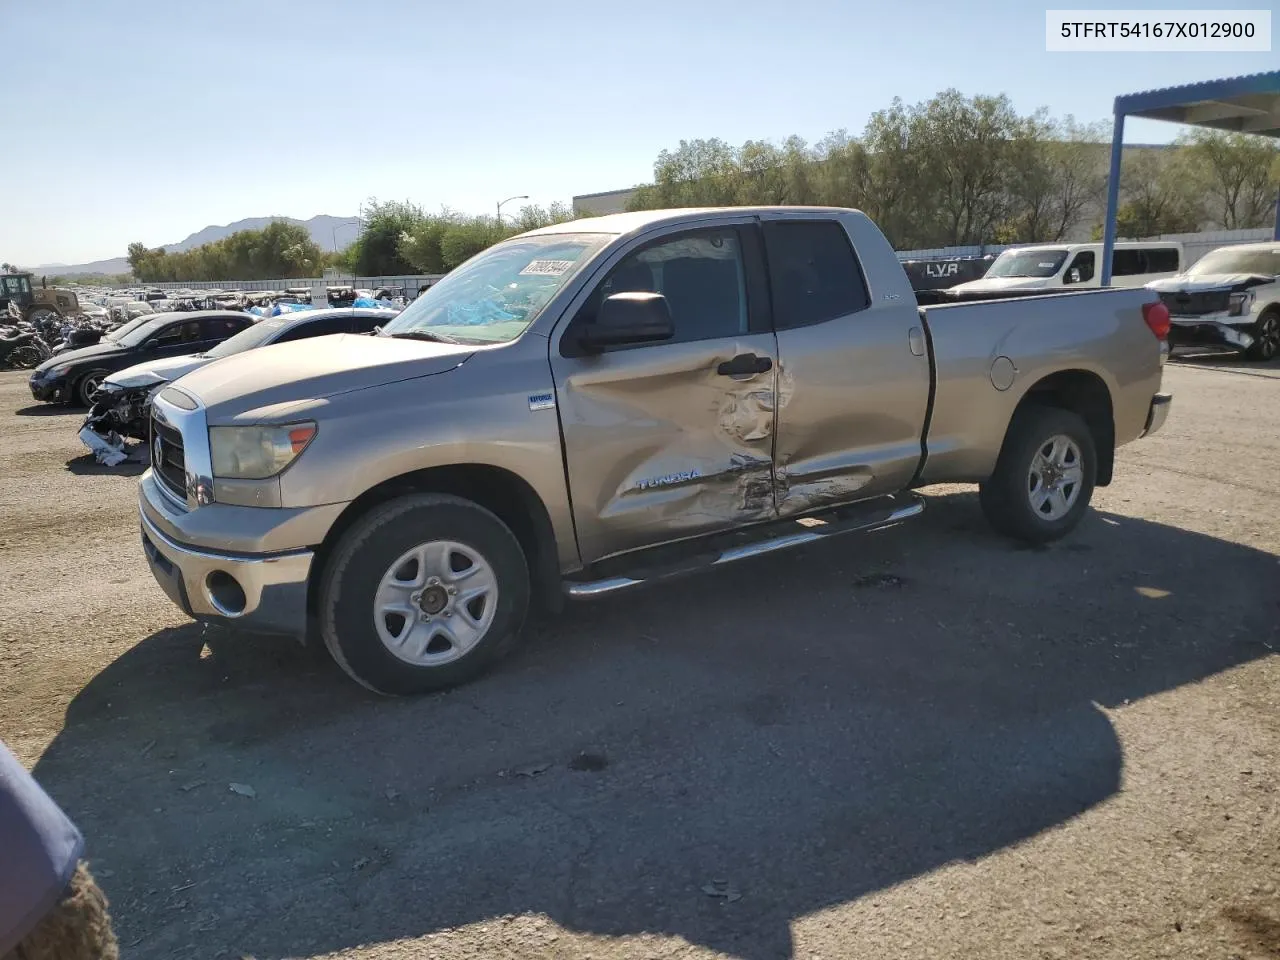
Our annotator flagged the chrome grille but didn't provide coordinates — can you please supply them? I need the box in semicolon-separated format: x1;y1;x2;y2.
151;415;186;501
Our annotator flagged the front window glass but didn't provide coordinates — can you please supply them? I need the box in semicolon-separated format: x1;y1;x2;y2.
985;249;1069;278
1188;247;1280;278
116;316;170;347
379;233;610;345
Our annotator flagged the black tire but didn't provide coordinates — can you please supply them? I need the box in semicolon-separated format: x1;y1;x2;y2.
75;369;108;407
1245;309;1279;362
8;345;42;369
979;406;1097;544
319;493;530;695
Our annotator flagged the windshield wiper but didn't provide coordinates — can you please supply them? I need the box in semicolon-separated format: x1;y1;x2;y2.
387;329;463;345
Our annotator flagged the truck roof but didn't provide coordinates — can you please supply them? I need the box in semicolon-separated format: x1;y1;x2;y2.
524;206;860;239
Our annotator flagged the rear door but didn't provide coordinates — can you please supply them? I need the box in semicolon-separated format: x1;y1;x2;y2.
550;223;778;564
764;217;930;515
145;319;207;358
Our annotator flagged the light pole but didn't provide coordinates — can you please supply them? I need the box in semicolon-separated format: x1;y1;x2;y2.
332;219;363;252
496;195;529;225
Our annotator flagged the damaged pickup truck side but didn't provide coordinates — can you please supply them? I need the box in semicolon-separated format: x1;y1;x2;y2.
138;207;1173;694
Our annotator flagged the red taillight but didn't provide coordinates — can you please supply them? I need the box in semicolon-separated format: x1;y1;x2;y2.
1142;301;1171;340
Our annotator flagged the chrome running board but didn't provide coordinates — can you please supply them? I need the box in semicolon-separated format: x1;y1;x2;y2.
564;494;924;599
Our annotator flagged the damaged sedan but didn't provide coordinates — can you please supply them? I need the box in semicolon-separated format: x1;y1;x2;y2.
81;307;399;461
1147;243;1280;362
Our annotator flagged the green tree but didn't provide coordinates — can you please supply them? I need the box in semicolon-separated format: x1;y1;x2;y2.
1182;130;1280;229
351;199;424;276
1114;149;1203;238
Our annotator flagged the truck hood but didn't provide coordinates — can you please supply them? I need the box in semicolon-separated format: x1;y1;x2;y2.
174;333;474;420
105;353;207;388
1146;273;1274;294
949;276;1051;293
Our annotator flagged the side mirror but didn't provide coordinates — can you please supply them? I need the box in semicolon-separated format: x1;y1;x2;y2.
579;292;675;351
1066;268;1081;284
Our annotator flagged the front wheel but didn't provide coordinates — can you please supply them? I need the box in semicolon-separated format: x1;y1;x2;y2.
319;493;530;695
75;369;108;407
979;407;1097;544
1245;310;1279;362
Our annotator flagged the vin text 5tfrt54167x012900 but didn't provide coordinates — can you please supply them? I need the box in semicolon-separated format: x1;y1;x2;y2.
134;207;1173;694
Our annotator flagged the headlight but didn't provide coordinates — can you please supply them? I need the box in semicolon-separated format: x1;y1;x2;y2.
1228;291;1254;317
209;422;316;480
42;363;74;379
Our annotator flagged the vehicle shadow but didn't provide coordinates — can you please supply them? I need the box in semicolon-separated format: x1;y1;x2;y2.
14;403;82;416
64;452;148;476
31;492;1280;960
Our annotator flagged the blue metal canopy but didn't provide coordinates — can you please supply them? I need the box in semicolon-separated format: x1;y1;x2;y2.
1101;71;1280;285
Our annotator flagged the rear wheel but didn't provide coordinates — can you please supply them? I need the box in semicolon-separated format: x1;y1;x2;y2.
979;407;1097;544
1245;310;1279;362
319;493;530;695
8;344;43;369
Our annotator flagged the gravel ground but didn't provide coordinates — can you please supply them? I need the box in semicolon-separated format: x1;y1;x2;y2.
0;357;1277;960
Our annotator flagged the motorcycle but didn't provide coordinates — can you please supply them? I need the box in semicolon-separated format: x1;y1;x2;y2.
0;328;52;369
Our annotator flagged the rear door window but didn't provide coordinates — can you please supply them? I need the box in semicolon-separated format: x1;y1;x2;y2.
1111;249;1147;276
762;220;870;329
1145;248;1180;273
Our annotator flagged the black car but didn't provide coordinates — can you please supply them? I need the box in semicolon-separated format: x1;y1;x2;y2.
28;310;254;406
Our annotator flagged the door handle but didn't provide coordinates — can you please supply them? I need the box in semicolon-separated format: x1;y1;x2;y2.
717;353;773;377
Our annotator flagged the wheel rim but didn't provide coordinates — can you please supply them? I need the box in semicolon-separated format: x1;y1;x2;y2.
1258;315;1279;360
372;540;499;666
80;373;103;403
1027;434;1083;521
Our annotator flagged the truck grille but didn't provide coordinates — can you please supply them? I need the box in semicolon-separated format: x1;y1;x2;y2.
151;415;187;501
1159;289;1230;317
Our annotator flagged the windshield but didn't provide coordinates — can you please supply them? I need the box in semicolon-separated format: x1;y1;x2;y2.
203;318;282;358
379;233;610;345
115;316;171;347
104;314;152;341
1188;247;1280;278
984;249;1069;279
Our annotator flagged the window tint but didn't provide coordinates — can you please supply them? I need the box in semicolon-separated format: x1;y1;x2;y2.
349;313;387;334
199;316;249;341
1145;247;1180;273
274;314;352;343
763;220;870;328
1111;249;1146;276
1064;251;1095;284
584;228;748;346
149;320;201;346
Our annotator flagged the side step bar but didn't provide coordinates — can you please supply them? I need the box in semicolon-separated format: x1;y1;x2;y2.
564;494;925;599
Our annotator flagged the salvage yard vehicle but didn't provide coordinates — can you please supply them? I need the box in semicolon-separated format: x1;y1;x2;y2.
1147;242;1280;362
85;307;400;443
950;241;1183;295
29;310;255;406
0;273;83;326
137;207;1173;695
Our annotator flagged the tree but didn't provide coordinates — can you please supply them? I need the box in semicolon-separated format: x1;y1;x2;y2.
351;199;425;276
1114;148;1203;238
1182;130;1280;229
125;222;324;282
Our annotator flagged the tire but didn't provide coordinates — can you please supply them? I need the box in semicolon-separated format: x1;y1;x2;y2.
8;345;42;369
979;406;1097;544
1245;309;1279;362
319;493;530;695
75;369;108;407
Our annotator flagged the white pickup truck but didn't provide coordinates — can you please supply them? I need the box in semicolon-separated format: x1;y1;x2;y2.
137;207;1174;693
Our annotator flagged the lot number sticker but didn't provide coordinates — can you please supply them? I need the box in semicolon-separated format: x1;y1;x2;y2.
520;259;575;276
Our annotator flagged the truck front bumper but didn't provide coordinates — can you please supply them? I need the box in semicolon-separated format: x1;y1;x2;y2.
1168;317;1253;351
139;473;316;638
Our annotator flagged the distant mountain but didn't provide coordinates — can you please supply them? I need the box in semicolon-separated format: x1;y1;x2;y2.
28;214;356;277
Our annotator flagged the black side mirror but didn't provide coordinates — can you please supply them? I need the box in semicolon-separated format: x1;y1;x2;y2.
579;292;675;351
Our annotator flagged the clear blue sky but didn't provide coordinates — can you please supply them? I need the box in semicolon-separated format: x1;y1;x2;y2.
4;0;1275;266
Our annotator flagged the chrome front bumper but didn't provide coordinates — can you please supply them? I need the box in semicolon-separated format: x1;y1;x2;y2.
139;483;314;638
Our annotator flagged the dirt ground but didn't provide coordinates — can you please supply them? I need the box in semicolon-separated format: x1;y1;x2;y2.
1;356;1277;960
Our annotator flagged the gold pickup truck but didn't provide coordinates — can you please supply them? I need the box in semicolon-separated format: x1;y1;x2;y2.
137;207;1173;693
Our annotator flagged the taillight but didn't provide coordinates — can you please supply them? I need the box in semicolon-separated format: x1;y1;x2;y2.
1142;301;1171;340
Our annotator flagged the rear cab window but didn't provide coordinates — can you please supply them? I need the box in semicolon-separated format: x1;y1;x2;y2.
762;220;870;329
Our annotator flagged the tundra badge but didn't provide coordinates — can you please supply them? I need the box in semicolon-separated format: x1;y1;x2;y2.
528;392;556;412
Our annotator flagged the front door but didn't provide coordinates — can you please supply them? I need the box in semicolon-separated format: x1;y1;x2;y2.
550;225;778;565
